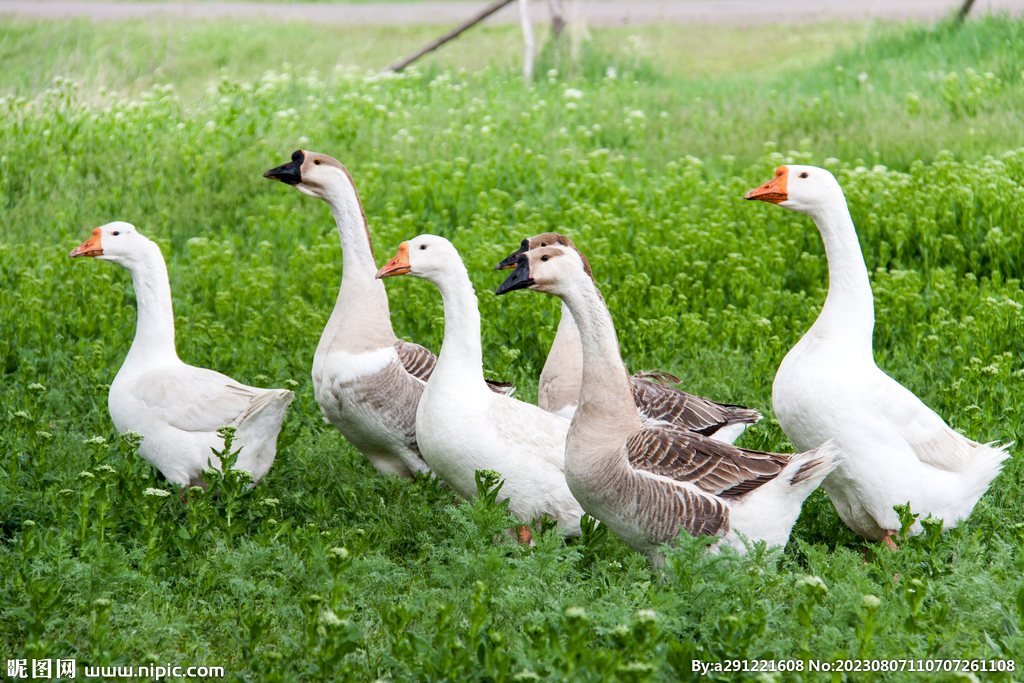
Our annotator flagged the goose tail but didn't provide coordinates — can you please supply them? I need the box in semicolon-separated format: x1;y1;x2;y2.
963;439;1013;505
234;389;295;484
724;440;841;550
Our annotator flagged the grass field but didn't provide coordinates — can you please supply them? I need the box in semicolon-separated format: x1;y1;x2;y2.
2;14;1024;681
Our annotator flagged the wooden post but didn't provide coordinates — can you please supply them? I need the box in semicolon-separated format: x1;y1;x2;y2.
519;0;536;82
381;0;517;73
956;0;976;22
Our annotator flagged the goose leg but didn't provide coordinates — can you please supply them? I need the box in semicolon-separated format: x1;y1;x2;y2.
882;530;900;551
516;525;534;545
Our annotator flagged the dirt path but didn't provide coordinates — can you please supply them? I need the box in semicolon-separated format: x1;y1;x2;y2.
0;0;1020;27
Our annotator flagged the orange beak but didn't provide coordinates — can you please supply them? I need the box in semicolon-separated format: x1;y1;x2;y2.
376;243;412;279
69;228;104;258
744;166;788;204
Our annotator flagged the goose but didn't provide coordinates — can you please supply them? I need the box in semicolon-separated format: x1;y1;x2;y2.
69;222;294;489
264;150;510;479
496;233;761;441
495;245;839;562
376;235;584;537
744;165;1011;547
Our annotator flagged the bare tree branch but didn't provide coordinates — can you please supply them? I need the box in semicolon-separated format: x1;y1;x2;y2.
380;0;517;73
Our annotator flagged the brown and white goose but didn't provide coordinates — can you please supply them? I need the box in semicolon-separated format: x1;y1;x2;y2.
496;245;839;562
496;233;761;442
264;150;509;478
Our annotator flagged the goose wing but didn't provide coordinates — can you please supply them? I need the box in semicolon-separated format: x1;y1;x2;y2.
488;398;570;472
395;339;437;382
626;424;790;498
872;375;974;472
630;373;761;435
131;367;274;433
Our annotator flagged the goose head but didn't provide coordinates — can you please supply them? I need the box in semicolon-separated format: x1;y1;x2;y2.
744;164;847;216
69;221;157;266
375;234;461;283
494;232;577;270
495;245;590;298
264;150;354;201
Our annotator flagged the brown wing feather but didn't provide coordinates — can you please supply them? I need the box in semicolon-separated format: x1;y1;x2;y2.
395;340;437;382
630;373;762;435
626;425;791;499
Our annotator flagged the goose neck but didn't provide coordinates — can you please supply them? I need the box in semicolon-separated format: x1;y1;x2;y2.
322;184;397;350
431;265;485;382
808;201;875;352
558;280;640;433
122;245;179;365
550;300;583;364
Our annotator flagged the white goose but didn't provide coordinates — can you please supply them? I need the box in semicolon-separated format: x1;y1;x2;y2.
264;151;510;479
69;222;294;489
496;245;839;562
745;165;1011;546
377;235;584;537
496;232;762;441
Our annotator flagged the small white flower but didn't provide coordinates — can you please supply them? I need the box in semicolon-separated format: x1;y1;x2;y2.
298;136;310;144
564;606;587;619
796;575;827;591
858;72;869;82
862;594;881;609
84;435;107;445
13;410;31;420
564;88;583;100
635;609;657;623
28;383;46;392
78;471;95;480
627;110;646;120
605;66;617;79
144;487;171;498
319;609;343;627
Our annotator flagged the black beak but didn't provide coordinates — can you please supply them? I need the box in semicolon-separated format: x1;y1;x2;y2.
494;239;530;270
264;150;304;185
495;254;534;295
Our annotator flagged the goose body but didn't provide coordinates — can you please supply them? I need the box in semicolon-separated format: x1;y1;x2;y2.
496;245;838;561
746;165;1011;541
70;223;293;488
496;234;761;441
265;151;509;479
378;236;584;534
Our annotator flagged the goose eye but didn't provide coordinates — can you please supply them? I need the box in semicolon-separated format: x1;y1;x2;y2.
419;245;427;250
314;159;322;165
799;172;808;178
540;242;547;246
541;255;549;262
112;231;120;236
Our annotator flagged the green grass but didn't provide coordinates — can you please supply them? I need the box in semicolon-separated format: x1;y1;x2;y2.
1;15;1024;681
